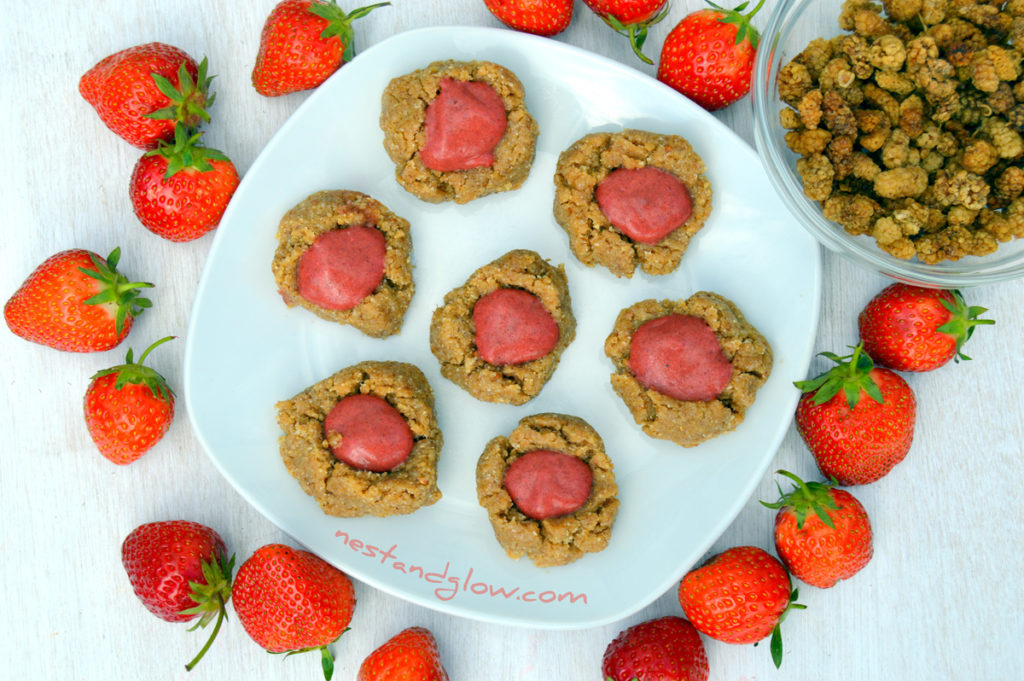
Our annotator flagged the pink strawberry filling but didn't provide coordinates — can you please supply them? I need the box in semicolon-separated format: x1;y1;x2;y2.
595;166;693;244
503;449;593;520
472;288;560;365
421;77;508;172
296;224;386;311
324;394;414;472
628;314;732;402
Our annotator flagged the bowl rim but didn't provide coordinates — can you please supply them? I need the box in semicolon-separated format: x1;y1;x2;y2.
751;0;1024;287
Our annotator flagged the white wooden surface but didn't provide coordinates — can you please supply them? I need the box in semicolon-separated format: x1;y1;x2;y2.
2;2;1022;679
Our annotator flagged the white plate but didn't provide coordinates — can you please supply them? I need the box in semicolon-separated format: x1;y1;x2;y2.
184;26;821;630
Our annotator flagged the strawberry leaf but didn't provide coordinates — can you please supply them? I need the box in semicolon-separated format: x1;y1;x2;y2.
180;550;235;671
145;123;233;180
842;382;861;408
308;1;391;63
144;57;214;132
770;624;783;668
811;377;843;404
113;305;129;339
761;470;839;529
795;344;885;409
861;374;885;404
768;579;806;669
91;336;176;402
151;72;184;102
810;500;838;528
792;372;829;393
321;647;334;681
708;0;766;48
934;290;994;362
78;248;154;334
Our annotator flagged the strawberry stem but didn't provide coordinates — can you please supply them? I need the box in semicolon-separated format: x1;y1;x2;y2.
180;550;234;671
184;596;226;671
274;628;348;680
600;5;670;65
135;335;174;365
91;336;176;401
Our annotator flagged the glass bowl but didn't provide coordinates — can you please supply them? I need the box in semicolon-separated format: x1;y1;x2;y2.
751;0;1024;287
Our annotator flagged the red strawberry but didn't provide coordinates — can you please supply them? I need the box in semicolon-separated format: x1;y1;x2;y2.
84;336;176;464
121;520;234;670
762;470;874;589
129;126;240;242
232;544;356;681
4;247;152;352
252;0;390;97
602;616;709;681
483;0;574;37
358;626;449;681
858;283;994;372
583;0;670;64
795;344;917;485
657;0;765;110
678;545;802;668
79;43;212;149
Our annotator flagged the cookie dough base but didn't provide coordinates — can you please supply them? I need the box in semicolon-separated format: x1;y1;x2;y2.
380;60;538;204
605;292;773;447
272;190;414;338
476;413;619;568
276;361;442;517
429;249;575;405
553;129;713;278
